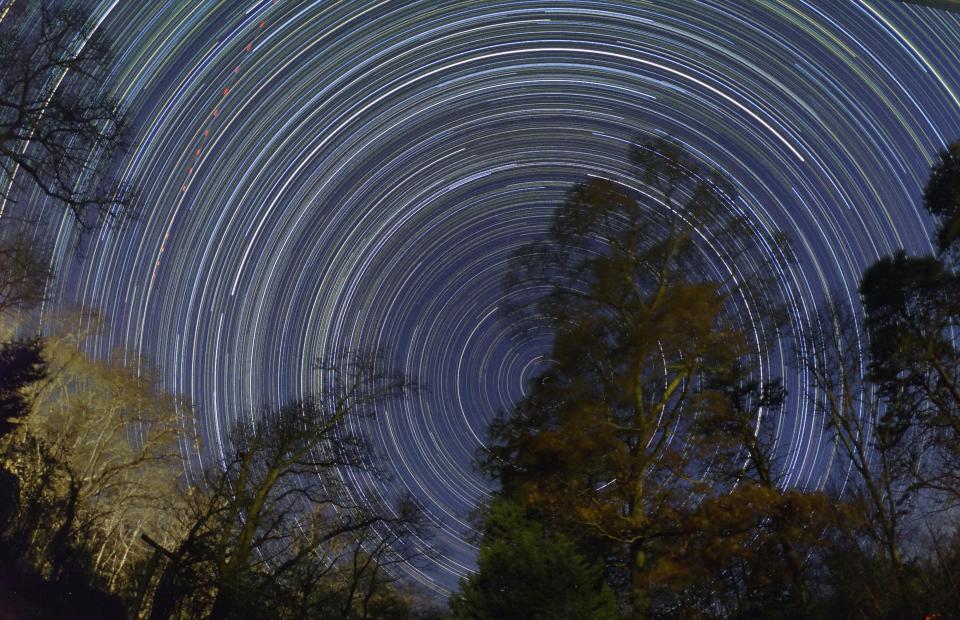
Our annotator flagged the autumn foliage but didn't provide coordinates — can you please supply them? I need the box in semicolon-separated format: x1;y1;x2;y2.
455;139;960;620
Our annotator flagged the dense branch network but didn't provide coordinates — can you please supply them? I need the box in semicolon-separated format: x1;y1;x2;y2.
0;3;133;230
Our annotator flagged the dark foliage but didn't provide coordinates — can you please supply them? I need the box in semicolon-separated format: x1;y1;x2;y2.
450;499;618;620
925;141;960;258
861;251;960;405
0;337;46;436
0;233;51;316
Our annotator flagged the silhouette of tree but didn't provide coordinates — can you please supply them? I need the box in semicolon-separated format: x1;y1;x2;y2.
148;352;428;620
0;3;134;229
0;337;45;436
925;141;960;260
0;233;50;317
856;141;960;512
0;337;45;534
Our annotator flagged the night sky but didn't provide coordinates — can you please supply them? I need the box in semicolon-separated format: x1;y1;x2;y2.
11;0;960;593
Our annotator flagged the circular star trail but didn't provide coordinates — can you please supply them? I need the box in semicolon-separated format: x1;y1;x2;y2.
10;0;960;592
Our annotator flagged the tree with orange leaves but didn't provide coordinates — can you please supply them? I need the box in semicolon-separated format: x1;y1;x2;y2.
482;139;792;617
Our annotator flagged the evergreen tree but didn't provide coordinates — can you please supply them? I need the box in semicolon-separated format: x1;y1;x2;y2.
450;499;618;620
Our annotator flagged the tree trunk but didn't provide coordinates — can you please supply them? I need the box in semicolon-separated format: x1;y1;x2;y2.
628;540;649;619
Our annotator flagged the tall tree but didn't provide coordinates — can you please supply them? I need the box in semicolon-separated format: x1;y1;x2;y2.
924;140;960;261
816;306;914;558
33;314;182;588
0;241;48;538
0;233;50;317
0;336;45;436
485;139;791;615
858;141;960;510
0;337;46;535
805;140;960;618
860;252;960;508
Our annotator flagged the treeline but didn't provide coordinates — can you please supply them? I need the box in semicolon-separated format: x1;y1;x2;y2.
0;5;439;619
450;140;960;619
0;297;442;620
0;305;442;620
9;134;960;619
4;4;960;618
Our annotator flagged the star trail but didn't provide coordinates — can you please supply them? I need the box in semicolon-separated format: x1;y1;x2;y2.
6;0;960;593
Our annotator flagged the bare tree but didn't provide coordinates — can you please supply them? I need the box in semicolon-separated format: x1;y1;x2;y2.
801;302;924;615
147;352;429;620
1;312;184;598
1;2;134;323
0;2;134;229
